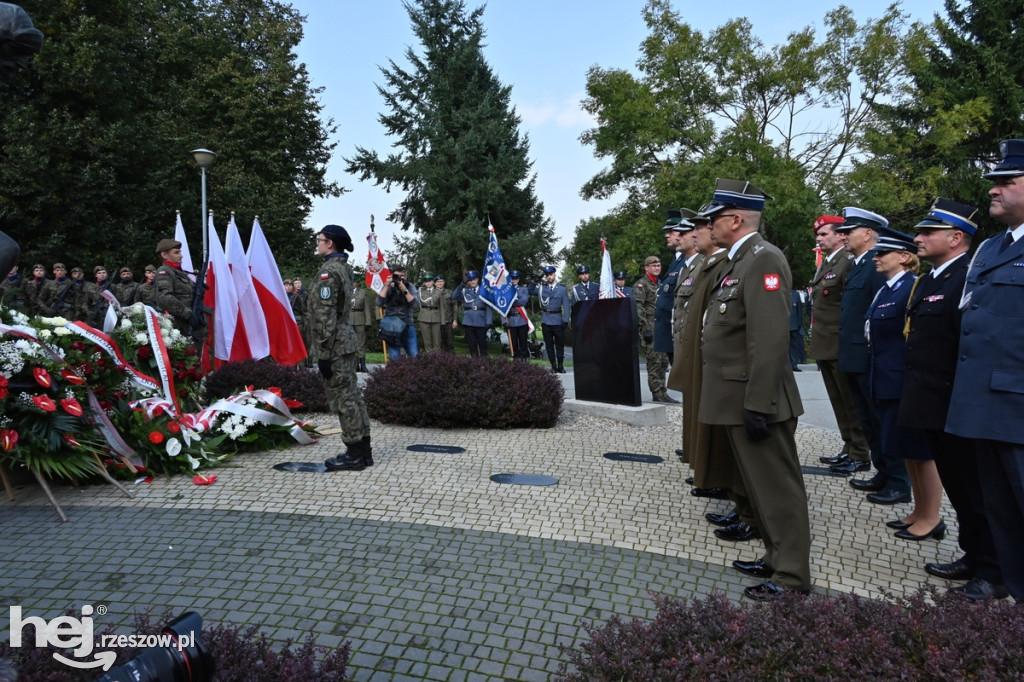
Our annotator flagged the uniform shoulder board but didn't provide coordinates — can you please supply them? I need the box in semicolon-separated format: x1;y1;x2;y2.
844;252;854;261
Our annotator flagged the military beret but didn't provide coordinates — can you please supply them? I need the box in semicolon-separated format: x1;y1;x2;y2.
93;265;106;274
644;256;661;266
155;238;182;254
52;262;66;269
319;224;353;252
119;266;132;275
144;264;156;272
813;215;844;232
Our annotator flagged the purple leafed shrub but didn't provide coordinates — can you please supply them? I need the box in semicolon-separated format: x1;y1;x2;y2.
204;358;328;412
364;352;564;428
556;589;1024;681
0;612;350;681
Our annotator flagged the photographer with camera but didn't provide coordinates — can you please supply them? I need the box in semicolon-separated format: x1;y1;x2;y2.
376;264;420;360
452;270;493;357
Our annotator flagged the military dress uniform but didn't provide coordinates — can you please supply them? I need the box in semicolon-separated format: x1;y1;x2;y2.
530;272;570;372
154;263;197;335
570;280;600;303
418;280;443;353
505;281;531;361
653;254;684;357
698;196;810;595
350;283;370;369
809;241;869;466
311;252;371;449
437;280;455;352
452;277;492;357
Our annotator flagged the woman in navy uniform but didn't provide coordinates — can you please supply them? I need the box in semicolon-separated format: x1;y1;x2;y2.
452;270;492;357
866;228;936;536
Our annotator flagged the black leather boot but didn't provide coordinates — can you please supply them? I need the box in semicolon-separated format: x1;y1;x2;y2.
362;435;373;467
556;361;565;374
324;440;367;471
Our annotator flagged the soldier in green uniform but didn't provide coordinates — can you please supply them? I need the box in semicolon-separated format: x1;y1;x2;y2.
112;266;140;307
312;224;372;472
436;275;455;352
38;263;77;319
134;265;158;305
22;264;47;316
698;178;810;601
633;256;669;400
154;238;200;337
1;265;25;312
417;274;443;353
350;280;371;371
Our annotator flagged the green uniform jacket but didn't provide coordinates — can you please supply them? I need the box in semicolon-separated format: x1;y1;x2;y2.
418;285;442;323
699;233;803;424
38;278;79;318
437;287;454;325
632;274;658;340
671;254;705;346
309;255;358;357
807;247;853;361
154;264;195;331
350;286;370;326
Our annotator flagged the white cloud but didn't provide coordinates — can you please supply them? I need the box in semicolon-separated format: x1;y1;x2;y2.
516;94;595;130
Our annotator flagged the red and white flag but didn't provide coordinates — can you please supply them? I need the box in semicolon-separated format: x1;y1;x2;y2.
174;211;197;282
598;237;617;299
203;214;238;369
366;232;391;295
225;214;270;362
246;218;306;365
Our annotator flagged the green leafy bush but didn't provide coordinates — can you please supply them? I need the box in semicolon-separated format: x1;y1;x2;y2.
556;589;1024;681
364;352;563;428
204;359;328;412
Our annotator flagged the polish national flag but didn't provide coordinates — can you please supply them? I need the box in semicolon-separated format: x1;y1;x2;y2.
246;218;306;365
598;237;616;299
203;215;239;369
174;211;196;282
225;214;270;362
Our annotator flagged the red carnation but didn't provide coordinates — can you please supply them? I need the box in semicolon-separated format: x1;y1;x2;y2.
167;422;181;433
33;367;52;388
60;397;84;416
148;431;164;444
0;376;8;400
137;346;152;359
0;428;18;451
32;395;57;412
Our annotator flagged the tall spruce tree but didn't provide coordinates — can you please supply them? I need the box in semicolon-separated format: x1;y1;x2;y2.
851;0;1024;237
346;0;554;280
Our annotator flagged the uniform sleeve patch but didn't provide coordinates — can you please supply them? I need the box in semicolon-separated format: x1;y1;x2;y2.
319;285;333;300
763;274;781;291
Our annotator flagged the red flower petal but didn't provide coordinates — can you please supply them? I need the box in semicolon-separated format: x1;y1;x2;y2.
192;474;217;486
148;431;164;444
60;368;86;385
61;397;84;416
32;395;57;412
167;422;181;433
33;367;52;388
62;433;81;447
0;428;18;451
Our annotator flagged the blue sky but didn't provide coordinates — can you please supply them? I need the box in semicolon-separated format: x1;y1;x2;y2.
286;0;945;256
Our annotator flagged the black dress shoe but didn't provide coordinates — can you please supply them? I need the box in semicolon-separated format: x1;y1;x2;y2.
894;520;945;541
820;452;850;465
850;475;886;492
685;476;695;485
924;558;975;581
705;510;739;527
691;487;729;500
654;394;679;403
733;559;773;579
743;581;810;602
866;488;912;505
885;518;912;530
830;458;870;475
714;522;761;542
676;449;685;456
950;578;1010;601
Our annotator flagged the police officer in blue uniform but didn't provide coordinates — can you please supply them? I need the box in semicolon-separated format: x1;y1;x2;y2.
900;198;1005;599
530;265;570;372
505;270;531;361
571;265;600;302
613;271;631;298
452;270;492;357
947;139;1024;601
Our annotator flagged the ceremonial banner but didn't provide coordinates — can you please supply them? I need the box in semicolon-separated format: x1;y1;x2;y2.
174;211;197;282
247;218;306;365
479;220;516;317
598;237;618;299
225;215;270;361
366;232;391;295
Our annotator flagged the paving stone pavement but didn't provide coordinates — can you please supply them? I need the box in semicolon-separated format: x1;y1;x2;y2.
1;378;961;681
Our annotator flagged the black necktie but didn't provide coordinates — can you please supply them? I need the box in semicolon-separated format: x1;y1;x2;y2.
999;231;1015;253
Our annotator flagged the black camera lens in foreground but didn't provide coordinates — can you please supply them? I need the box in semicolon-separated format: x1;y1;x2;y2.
96;612;214;682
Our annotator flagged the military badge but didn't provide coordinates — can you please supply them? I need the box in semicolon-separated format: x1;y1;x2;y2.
763;274;780;291
319;285;332;300
719;303;727;314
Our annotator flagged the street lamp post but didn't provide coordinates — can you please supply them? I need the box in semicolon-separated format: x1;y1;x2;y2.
191;148;216;264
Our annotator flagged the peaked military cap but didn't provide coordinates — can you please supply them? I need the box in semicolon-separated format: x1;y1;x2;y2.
613;270;627;279
836;207;888;233
983;139;1024;180
662;207;696;232
576;265;590;274
914;198;979;235
422;273;436;281
872;226;918;254
542;266;556;274
509;270;521;279
698;179;773;217
465;270;480;280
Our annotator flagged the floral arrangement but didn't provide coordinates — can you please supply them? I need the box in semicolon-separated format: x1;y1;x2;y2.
0;304;318;483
